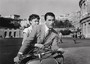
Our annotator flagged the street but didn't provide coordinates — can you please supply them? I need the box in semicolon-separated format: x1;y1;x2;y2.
0;38;90;64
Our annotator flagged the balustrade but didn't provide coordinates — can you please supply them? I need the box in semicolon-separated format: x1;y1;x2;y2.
0;29;23;38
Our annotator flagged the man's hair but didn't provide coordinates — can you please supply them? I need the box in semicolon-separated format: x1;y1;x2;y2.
44;12;55;21
28;14;40;21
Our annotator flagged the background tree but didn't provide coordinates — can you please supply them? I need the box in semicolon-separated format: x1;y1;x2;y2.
54;19;74;28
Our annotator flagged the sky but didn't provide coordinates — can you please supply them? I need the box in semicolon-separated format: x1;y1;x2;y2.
0;0;80;19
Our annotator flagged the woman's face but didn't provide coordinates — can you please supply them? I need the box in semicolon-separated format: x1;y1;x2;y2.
30;18;39;26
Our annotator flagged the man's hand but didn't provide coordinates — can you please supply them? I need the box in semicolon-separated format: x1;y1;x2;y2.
57;48;65;54
34;44;44;48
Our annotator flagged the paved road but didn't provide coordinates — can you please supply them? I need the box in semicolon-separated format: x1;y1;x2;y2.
63;47;90;64
59;37;90;48
58;38;90;64
0;38;90;64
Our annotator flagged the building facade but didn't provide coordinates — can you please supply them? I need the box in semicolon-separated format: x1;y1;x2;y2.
79;0;90;38
80;16;90;38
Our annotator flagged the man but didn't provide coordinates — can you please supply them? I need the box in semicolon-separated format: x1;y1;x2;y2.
22;14;40;44
72;32;77;44
58;32;63;43
14;12;64;63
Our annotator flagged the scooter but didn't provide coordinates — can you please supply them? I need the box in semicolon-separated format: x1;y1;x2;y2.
15;47;64;64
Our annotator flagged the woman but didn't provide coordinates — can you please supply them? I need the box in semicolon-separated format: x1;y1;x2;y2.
22;14;40;44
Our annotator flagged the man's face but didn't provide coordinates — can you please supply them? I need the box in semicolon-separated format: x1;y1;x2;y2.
30;18;39;26
46;16;55;28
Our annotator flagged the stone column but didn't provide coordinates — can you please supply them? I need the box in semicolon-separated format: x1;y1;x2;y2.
15;29;20;38
5;29;10;38
11;29;15;38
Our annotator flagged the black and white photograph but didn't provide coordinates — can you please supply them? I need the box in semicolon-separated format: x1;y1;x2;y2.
0;0;90;64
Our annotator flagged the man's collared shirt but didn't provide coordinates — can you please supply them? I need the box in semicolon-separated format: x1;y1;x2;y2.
44;24;49;37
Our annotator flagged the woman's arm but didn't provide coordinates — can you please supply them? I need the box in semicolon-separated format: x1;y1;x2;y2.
22;32;28;45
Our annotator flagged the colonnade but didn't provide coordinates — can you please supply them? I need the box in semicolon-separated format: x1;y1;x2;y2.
0;29;23;38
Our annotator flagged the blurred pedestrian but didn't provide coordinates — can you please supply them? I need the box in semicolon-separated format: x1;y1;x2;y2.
58;31;63;43
72;32;77;44
59;32;63;43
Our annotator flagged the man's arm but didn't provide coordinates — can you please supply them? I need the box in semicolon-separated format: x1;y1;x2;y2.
51;34;65;54
51;35;60;50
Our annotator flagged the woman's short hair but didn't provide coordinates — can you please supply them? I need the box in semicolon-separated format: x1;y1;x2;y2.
28;14;40;21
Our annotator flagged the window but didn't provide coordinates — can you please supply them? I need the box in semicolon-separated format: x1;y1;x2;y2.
88;23;90;25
